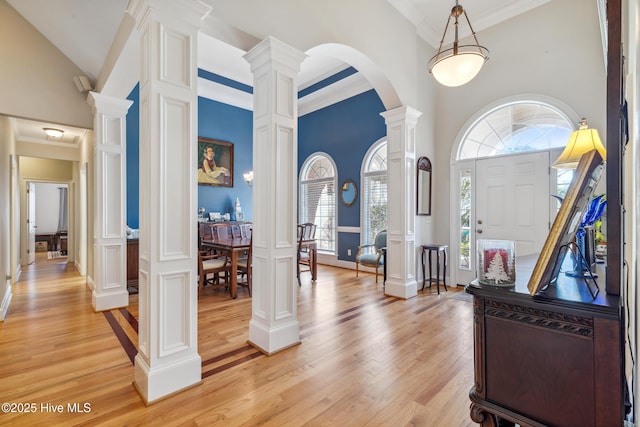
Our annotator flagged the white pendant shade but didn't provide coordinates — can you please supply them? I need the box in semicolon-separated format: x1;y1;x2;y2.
427;1;489;87
431;51;486;87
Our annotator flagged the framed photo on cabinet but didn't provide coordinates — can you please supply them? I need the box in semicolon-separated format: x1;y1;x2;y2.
527;149;604;295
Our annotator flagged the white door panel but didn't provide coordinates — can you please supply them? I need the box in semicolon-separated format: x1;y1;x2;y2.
476;152;550;258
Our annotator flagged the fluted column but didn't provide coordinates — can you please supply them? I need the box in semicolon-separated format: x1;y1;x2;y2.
87;92;132;311
128;0;211;403
244;37;307;354
381;106;422;299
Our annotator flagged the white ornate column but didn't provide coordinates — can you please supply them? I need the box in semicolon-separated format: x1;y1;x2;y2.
381;106;422;299
128;0;211;403
244;37;306;354
87;92;132;311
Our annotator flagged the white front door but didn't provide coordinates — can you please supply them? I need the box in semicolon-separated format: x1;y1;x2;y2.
476;151;550;256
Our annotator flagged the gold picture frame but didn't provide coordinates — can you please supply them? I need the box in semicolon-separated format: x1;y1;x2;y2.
197;137;234;187
527;149;605;296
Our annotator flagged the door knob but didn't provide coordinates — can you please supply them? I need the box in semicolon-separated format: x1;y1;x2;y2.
477;220;483;224
477;229;483;234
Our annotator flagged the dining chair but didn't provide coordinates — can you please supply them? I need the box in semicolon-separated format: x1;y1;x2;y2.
197;249;230;295
236;229;252;296
297;223;317;286
355;230;387;283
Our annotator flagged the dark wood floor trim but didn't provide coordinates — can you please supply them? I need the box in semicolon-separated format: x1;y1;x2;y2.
103;310;137;365
202;344;255;367
108;294;405;377
202;352;263;379
119;307;138;333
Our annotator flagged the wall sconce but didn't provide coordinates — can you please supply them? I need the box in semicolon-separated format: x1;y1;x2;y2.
552;118;607;169
243;170;254;186
43;127;64;139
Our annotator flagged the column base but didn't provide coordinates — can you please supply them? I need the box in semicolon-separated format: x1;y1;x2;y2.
92;288;129;312
133;353;202;405
384;278;418;299
248;318;300;355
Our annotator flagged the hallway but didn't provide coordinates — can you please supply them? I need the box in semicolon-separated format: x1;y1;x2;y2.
1;257;475;426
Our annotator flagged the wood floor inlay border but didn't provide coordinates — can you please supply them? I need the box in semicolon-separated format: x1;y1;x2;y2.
103;310;137;364
119;307;139;332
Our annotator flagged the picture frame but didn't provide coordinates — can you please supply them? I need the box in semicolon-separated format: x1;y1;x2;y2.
197;137;234;187
527;149;605;296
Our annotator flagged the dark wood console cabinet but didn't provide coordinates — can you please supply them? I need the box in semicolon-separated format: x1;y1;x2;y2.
465;256;624;426
127;238;139;285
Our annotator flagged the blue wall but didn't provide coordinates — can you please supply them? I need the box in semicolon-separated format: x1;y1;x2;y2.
126;84;140;229
126;71;386;264
298;89;386;261
125;81;254;228
198;97;253;219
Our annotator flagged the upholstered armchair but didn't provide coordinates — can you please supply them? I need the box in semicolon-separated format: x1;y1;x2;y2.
355;230;387;283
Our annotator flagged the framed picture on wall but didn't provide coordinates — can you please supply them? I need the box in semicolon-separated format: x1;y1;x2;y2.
197;137;234;187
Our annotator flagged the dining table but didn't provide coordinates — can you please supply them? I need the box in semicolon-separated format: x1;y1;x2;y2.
201;237;251;298
201;236;318;297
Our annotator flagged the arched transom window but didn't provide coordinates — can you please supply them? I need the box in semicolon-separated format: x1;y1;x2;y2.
457;102;574;160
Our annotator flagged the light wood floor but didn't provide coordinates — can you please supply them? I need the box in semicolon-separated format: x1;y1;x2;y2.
1;253;476;426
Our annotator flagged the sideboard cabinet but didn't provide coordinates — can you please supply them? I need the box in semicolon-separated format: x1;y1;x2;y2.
465;256;624;426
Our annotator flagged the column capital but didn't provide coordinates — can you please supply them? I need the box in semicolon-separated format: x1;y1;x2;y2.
87;92;133;115
243;36;307;75
127;0;212;29
380;105;422;126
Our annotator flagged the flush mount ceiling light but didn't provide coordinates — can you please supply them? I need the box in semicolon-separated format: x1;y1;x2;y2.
427;0;490;87
43;128;64;138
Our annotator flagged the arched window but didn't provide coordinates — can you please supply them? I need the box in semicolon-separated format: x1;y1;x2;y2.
299;153;336;253
361;139;387;245
457;101;574;160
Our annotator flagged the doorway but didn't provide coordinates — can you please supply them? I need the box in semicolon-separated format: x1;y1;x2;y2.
448;97;578;286
22;181;70;266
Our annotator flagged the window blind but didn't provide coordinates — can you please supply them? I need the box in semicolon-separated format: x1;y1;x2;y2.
300;178;335;252
362;171;387;245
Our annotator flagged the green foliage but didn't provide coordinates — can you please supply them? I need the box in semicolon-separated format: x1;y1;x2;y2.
370;203;387;241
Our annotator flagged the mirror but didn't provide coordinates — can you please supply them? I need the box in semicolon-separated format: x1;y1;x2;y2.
417;156;432;216
340;179;357;207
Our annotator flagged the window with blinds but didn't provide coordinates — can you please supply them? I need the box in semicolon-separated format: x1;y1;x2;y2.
362;141;387;244
299;154;336;253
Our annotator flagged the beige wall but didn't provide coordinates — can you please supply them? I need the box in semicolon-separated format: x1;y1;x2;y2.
0;116;13;319
19;157;73;181
0;0;93;129
432;0;607;247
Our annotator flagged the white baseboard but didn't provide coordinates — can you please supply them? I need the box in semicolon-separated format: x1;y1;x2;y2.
315;253;451;284
0;281;12;321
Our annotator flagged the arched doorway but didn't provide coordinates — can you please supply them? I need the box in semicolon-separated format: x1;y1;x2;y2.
449;96;579;286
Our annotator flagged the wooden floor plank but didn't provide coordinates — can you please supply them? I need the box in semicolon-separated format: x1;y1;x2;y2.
0;252;476;426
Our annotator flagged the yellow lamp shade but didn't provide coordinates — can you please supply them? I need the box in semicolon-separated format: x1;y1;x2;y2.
552;119;606;169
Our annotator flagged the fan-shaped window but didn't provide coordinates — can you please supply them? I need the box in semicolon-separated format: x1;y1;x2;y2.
361;140;387;245
457;102;574;160
299;153;336;253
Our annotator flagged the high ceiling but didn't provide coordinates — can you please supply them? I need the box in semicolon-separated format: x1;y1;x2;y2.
6;0;553;142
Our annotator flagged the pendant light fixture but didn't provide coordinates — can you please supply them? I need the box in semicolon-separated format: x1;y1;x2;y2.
427;1;490;87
